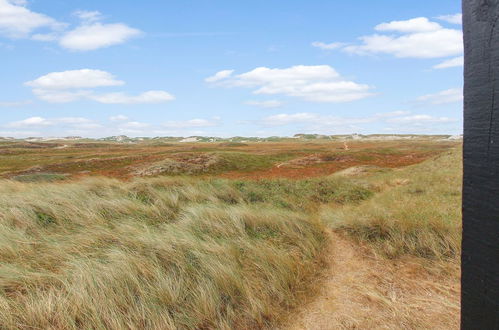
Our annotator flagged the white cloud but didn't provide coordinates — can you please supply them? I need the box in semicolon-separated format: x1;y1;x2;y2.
261;112;374;127
245;100;283;108
340;16;462;60
382;113;459;133
0;2;140;51
311;41;344;50
6;116;100;128
433;56;463;69
25;69;175;104
0;100;32;107
0;130;40;138
60;23;141;51
109;115;129;121
0;0;65;38
32;89;91;103
256;111;459;134
90;91;174;104
120;121;150;128
416;88;463;105
162;119;218;128
374;110;411;118
436;14;462;25
205;69;234;83
262;113;321;126
7;116;53;127
345;30;462;59
8;0;27;5
375;17;442;33
73;10;103;23
26;69;124;89
206;65;374;103
31;32;59;41
2;116;224;138
386;114;456;124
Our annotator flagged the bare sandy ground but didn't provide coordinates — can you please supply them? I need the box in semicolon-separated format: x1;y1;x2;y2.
281;230;460;330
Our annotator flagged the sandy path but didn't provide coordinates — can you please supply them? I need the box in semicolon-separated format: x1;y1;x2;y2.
281;230;460;330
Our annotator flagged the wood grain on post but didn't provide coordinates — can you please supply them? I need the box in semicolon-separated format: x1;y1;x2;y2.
462;0;499;328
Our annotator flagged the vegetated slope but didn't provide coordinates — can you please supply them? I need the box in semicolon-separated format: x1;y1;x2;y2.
326;148;462;260
285;148;461;329
0;140;456;180
0;176;371;329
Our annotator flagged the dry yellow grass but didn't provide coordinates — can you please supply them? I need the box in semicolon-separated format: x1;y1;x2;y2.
0;146;462;329
283;230;460;330
325;148;462;261
0;177;331;329
284;148;462;329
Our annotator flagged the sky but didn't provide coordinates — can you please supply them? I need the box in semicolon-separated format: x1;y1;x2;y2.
0;0;463;138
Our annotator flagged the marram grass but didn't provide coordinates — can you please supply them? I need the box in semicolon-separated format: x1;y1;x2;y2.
0;177;343;329
324;149;462;260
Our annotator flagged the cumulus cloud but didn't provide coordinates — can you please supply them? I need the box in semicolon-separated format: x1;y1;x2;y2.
436;13;462;25
90;91;174;104
433;56;463;69
7;116;52;127
206;65;374;103
31;89;92;103
386;114;456;124
0;0;66;38
205;70;234;83
0;1;140;51
416;88;463;105
73;10;103;23
344;23;462;58
60;22;141;51
374;110;411;118
256;110;459;134
120;121;150;128
25;69;175;104
26;69;124;89
375;17;442;33
260;112;374;127
1;116;225;138
245;100;283;108
6;116;98;128
383;114;459;134
315;16;463;68
311;41;344;50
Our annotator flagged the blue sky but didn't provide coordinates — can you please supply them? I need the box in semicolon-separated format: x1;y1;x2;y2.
0;0;463;138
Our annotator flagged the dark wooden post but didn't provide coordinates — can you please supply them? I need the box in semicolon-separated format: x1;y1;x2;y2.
462;0;499;328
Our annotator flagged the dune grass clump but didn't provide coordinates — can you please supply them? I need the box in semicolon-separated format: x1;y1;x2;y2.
11;172;68;183
226;178;373;210
0;176;331;329
323;149;462;260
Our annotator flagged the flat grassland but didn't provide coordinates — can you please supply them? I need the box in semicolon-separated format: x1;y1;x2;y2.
0;139;461;329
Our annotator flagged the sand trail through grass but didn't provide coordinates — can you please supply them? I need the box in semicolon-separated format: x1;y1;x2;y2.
283;149;461;329
283;229;459;330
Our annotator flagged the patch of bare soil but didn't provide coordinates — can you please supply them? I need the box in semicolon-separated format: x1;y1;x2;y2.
132;153;221;176
332;165;388;177
282;230;460;330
